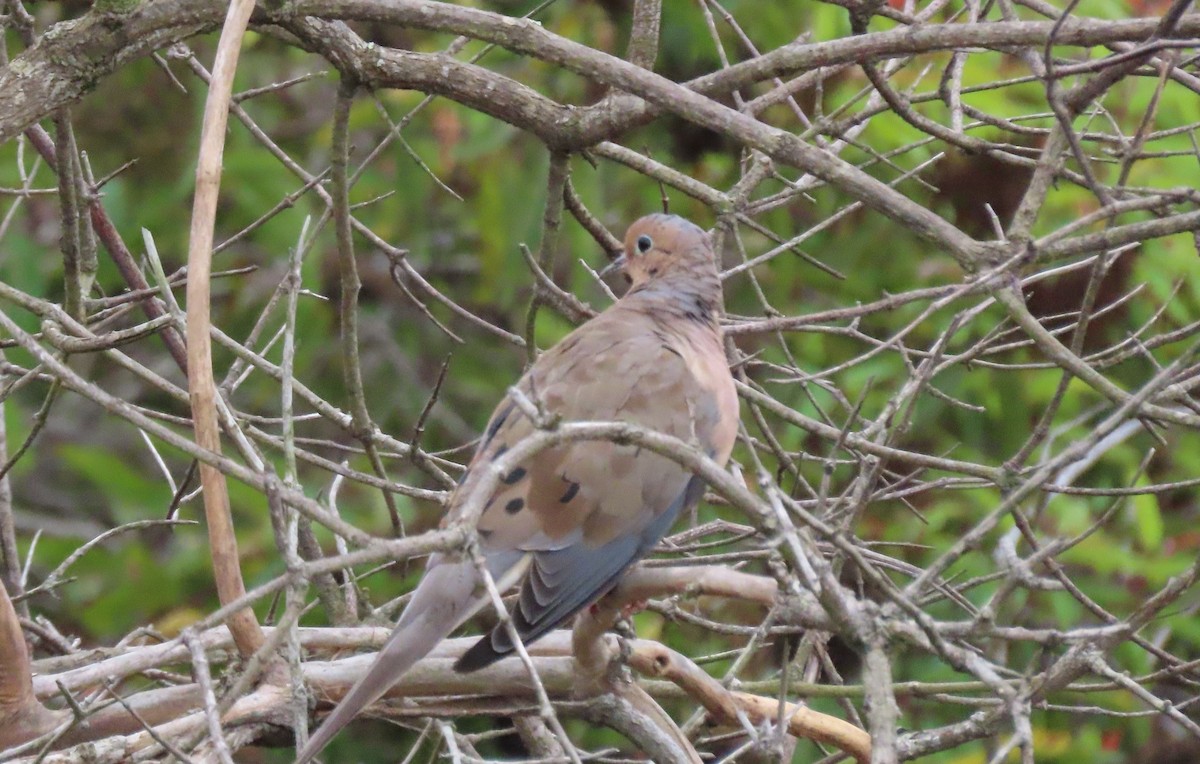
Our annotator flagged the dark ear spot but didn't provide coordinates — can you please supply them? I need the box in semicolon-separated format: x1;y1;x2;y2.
623;273;633;285
648;267;659;276
559;481;580;503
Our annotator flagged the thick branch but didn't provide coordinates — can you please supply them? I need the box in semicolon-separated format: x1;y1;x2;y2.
0;580;61;749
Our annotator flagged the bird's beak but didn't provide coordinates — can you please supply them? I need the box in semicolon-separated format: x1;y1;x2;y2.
598;253;627;279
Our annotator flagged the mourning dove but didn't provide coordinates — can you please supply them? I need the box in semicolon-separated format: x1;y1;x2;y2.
295;214;738;763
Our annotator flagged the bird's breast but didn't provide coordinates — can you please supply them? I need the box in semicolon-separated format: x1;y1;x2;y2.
661;326;738;466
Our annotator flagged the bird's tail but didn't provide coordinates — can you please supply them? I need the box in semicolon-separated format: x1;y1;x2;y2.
294;557;482;764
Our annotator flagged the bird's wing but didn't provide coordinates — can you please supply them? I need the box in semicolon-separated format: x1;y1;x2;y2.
451;309;736;670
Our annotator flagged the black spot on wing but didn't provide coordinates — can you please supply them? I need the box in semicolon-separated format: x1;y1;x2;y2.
505;498;525;514
483;401;516;447
502;467;527;484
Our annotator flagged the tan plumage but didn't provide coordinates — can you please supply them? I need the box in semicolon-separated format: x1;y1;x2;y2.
295;214;738;763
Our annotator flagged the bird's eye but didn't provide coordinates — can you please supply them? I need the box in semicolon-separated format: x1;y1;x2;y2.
636;235;653;254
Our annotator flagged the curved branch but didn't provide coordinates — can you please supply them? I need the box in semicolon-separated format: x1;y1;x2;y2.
0;580;62;749
627;642;872;764
285;0;979;260
184;0;264;659
0;1;221;144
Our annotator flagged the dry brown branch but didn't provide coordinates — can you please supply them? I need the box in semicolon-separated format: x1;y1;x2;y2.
183;0;265;660
8;551;861;760
624;636;873;763
0;580;61;749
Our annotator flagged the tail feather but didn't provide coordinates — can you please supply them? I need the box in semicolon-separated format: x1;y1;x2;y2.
294;559;479;764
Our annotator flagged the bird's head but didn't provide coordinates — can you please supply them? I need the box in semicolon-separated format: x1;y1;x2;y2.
602;214;714;288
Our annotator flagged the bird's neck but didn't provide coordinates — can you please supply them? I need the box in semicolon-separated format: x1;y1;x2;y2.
625;264;723;332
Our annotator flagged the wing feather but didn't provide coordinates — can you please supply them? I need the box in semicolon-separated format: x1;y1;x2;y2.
448;308;733;672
